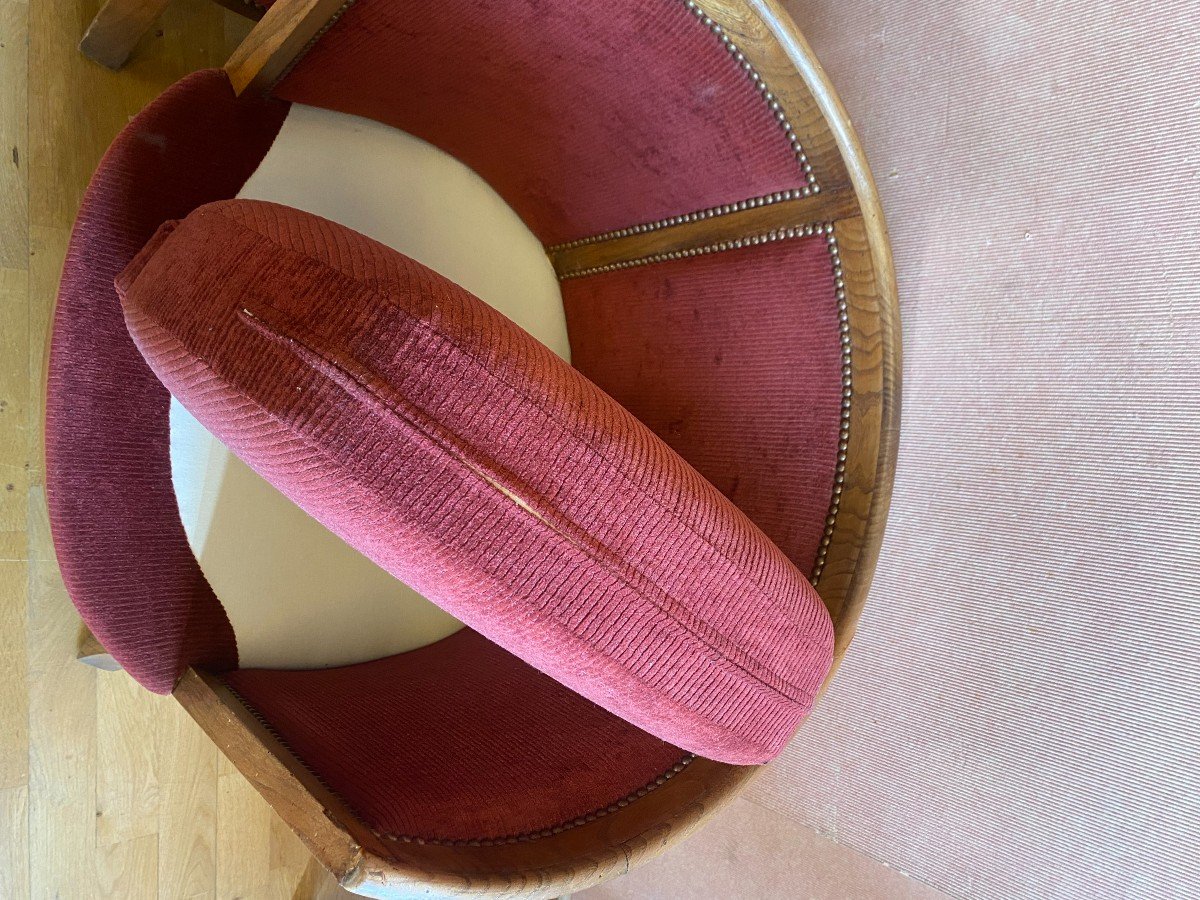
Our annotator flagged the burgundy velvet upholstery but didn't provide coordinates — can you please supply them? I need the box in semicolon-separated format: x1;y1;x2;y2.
562;240;843;576
224;629;689;842
117;199;834;763
44;69;288;692
274;0;809;245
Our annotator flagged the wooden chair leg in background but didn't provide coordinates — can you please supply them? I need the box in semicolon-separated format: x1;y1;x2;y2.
76;620;121;670
79;0;174;69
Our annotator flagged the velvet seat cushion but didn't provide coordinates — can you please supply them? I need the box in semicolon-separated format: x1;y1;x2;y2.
117;198;834;764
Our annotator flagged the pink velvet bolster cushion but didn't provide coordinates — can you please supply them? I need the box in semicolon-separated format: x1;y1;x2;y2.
116;199;834;764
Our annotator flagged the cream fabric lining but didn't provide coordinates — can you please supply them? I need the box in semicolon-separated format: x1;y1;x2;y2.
169;103;570;669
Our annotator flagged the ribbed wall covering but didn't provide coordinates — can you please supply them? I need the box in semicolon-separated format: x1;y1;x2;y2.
748;2;1200;897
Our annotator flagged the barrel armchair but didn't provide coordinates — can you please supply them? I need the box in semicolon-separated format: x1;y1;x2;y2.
47;0;899;896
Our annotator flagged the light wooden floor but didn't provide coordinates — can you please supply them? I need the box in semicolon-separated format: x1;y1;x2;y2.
1;1;347;896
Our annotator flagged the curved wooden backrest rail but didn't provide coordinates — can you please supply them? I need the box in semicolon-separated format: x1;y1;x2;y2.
746;0;900;674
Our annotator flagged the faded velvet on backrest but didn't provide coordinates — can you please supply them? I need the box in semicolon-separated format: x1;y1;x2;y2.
205;0;851;844
271;0;816;245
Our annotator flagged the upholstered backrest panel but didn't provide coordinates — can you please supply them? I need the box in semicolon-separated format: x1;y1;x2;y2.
224;629;689;843
561;236;843;578
44;69;288;692
274;0;810;245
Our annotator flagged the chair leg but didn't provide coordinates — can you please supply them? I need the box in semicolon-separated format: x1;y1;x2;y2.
78;0;174;70
77;621;121;671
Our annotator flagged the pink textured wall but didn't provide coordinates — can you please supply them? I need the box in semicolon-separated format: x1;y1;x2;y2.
587;2;1200;897
739;1;1200;897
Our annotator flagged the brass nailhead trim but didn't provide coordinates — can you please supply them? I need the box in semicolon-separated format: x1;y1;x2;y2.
380;754;697;846
559;221;828;279
549;188;819;252
812;226;851;585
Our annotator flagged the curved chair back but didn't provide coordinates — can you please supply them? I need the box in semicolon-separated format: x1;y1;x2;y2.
51;0;899;895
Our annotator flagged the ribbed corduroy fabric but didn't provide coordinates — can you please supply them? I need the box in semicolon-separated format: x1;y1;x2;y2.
224;629;689;842
273;0;807;245
118;199;834;763
44;70;289;692
562;241;843;576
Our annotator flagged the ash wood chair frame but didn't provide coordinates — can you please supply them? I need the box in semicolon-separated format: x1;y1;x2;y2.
79;1;900;895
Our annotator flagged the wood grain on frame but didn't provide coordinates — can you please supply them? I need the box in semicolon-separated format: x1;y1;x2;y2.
816;215;896;670
173;670;379;878
225;0;350;95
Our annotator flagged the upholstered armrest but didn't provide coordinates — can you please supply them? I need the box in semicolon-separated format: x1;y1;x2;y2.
43;70;287;692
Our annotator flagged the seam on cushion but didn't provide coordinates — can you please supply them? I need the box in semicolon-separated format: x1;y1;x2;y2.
234;304;819;707
246;284;795;617
190;205;813;630
200;205;810;626
220;676;696;846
